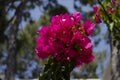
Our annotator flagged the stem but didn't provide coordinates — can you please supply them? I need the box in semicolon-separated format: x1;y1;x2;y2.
97;0;113;22
39;58;76;80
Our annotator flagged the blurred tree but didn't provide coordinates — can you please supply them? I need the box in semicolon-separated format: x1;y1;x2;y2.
0;1;7;43
17;20;40;78
5;1;27;80
16;16;49;78
95;0;120;80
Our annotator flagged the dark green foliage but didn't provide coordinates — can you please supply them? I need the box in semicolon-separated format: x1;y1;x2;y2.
48;5;68;17
39;58;76;80
80;0;95;6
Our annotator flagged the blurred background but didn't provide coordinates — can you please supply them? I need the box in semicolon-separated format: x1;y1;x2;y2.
0;0;111;79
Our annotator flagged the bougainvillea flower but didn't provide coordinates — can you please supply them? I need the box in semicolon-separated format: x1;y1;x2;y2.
93;6;99;13
82;20;95;35
93;6;102;24
35;12;95;67
95;16;102;24
112;0;118;4
72;12;82;24
107;6;115;14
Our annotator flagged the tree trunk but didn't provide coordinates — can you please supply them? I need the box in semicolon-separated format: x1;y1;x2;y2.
5;1;26;80
0;1;7;43
111;40;120;80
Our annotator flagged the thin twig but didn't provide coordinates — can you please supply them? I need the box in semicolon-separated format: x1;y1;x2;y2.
98;0;113;22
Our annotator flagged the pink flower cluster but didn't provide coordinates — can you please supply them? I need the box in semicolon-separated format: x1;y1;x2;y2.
35;12;95;67
112;0;118;4
93;3;116;24
93;6;102;24
107;6;115;14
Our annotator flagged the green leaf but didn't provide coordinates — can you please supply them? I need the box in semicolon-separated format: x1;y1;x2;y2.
109;22;114;31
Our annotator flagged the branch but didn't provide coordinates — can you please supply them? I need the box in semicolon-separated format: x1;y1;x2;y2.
98;0;113;22
6;0;27;33
98;0;120;32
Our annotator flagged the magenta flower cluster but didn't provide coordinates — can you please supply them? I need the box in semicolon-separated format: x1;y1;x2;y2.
35;12;95;67
93;6;102;24
112;0;118;4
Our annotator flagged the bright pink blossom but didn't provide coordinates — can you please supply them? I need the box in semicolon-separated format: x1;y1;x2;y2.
71;32;94;66
72;12;82;24
93;6;102;24
95;15;102;23
107;6;115;14
112;0;117;4
35;12;95;67
93;6;99;13
82;20;95;35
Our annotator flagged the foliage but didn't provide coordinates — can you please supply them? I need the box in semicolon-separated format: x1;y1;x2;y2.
93;0;120;79
39;58;76;80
